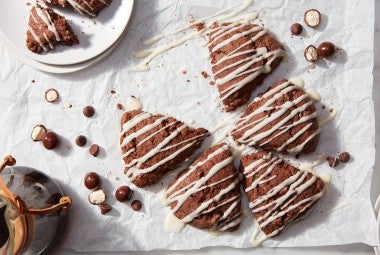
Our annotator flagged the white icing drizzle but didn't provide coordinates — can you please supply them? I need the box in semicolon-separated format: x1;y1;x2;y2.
120;112;206;182
164;210;186;233
126;96;143;111
133;31;202;72
133;0;258;71
28;6;62;51
143;0;255;46
28;25;48;51
35;6;60;41
210;107;245;133
163;144;242;232
245;153;325;245
231;80;320;154
319;108;338;127
297;155;324;173
208;23;285;101
66;0;96;17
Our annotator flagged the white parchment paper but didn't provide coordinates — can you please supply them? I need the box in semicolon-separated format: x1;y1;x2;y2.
0;0;377;251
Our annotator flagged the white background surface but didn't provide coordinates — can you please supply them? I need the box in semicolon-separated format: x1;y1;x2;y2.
57;0;380;253
0;0;378;254
59;0;380;253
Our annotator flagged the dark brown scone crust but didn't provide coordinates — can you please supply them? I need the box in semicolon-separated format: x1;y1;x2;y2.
231;79;320;155
120;110;209;187
166;143;242;231
240;151;325;236
209;23;285;112
46;0;112;17
26;5;79;54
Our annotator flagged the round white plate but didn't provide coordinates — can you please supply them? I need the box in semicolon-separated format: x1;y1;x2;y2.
0;28;124;74
0;0;133;66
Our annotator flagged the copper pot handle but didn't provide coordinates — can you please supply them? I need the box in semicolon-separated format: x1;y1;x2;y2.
0;155;72;216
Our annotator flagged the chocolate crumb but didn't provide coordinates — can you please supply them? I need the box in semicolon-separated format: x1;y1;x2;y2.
116;103;123;110
182;70;187;74
209;81;215;85
99;203;112;215
192;22;205;31
201;71;210;79
111;89;116;94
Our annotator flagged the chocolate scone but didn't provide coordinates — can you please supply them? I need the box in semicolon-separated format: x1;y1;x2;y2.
208;22;285;112
120;110;209;187
240;151;326;245
231;79;320;155
164;143;242;231
45;0;111;18
26;5;79;54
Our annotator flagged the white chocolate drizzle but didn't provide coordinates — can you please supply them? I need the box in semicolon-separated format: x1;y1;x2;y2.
133;0;259;71
28;6;61;51
126;96;143;111
231;80;320;155
120;111;207;182
319;108;338;127
243;153;326;246
163;144;242;232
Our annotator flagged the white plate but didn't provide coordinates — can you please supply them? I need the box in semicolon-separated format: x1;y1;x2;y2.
0;28;124;74
0;0;133;66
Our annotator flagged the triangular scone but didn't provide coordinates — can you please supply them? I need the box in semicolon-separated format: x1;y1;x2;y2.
120;110;209;187
45;0;111;18
164;143;242;232
231;79;320;155
26;5;79;53
208;23;285;112
240;151;326;245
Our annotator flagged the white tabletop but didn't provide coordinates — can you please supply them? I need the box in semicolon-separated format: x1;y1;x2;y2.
57;1;380;255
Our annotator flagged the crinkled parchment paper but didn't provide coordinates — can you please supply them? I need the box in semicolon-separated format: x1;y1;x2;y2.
0;0;377;251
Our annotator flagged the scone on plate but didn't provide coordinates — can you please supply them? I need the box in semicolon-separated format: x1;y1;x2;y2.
239;151;326;245
231;79;320;155
164;143;242;232
45;0;112;18
120;110;209;187
26;5;79;54
208;23;285;112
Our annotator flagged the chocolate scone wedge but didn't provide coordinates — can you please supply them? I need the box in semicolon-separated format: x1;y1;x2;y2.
164;143;242;231
45;0;111;18
26;5;79;54
231;79;320;155
240;151;326;246
120;110;209;187
208;22;285;112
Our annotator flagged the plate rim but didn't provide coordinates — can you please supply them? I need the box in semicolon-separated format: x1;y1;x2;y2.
0;27;124;74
